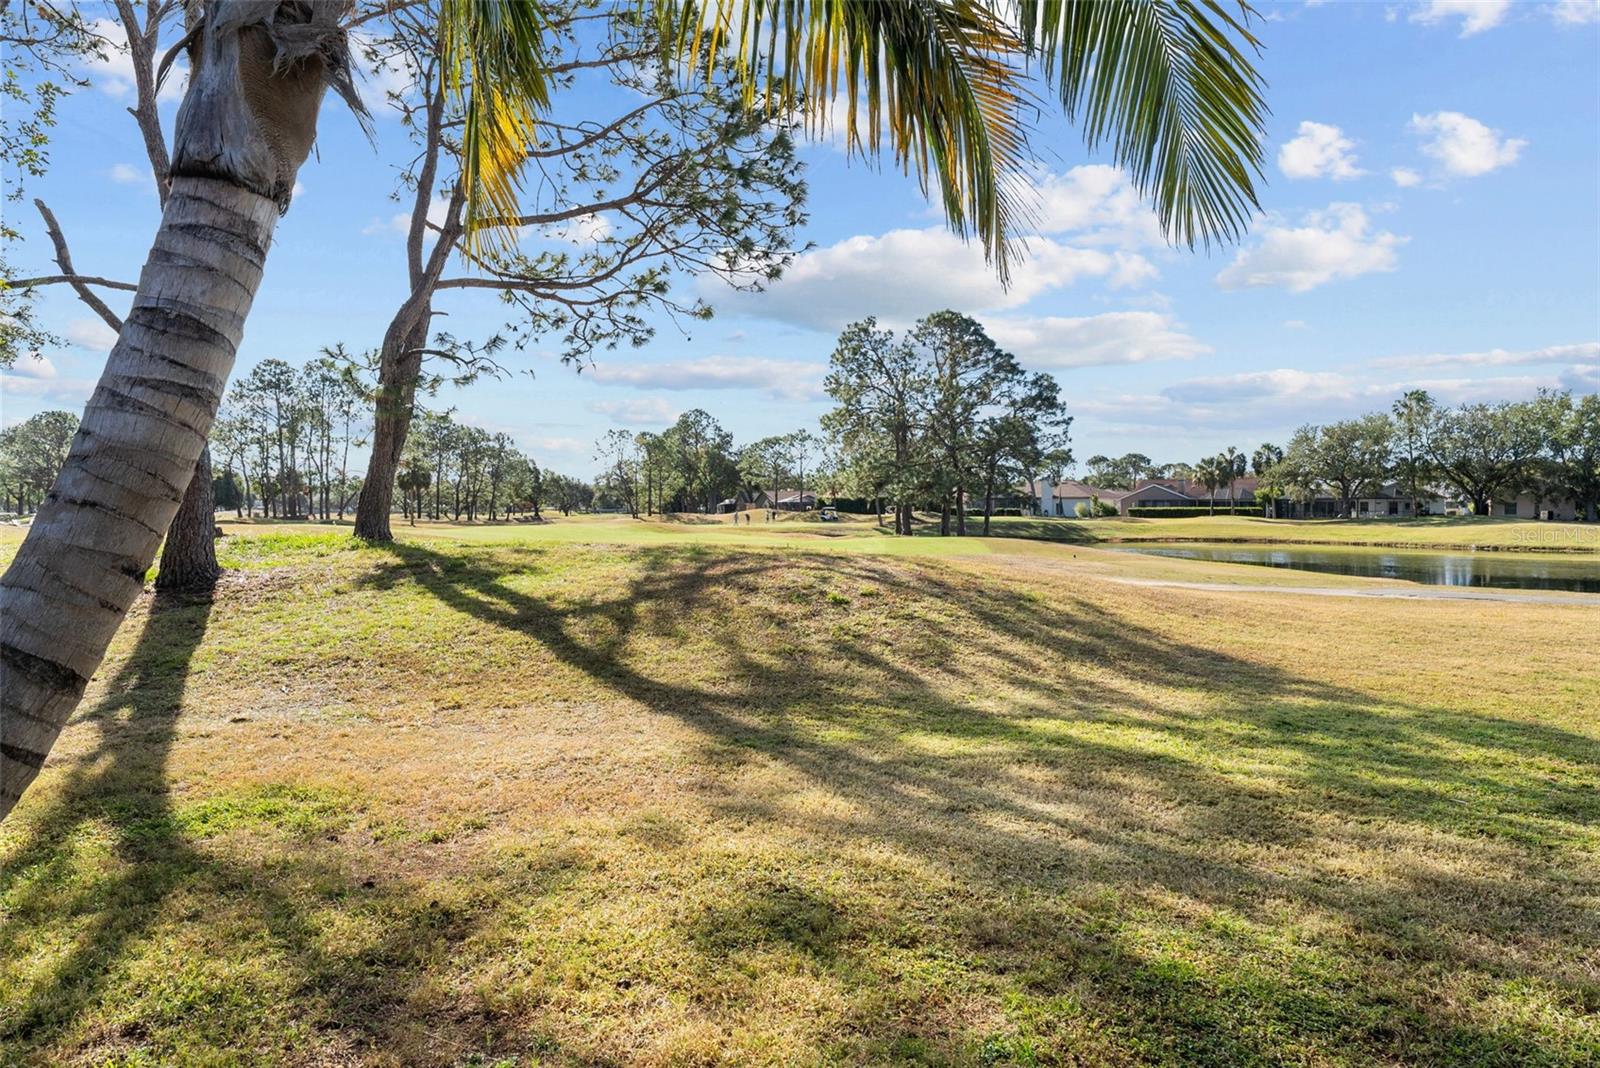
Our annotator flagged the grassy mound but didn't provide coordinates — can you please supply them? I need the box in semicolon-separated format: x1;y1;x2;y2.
3;532;1596;1065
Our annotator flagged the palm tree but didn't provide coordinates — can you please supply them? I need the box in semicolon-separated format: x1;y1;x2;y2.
1392;389;1437;517
1197;455;1227;516
1221;445;1244;513
1;0;1268;820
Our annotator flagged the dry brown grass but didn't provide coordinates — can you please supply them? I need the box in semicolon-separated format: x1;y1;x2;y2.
2;531;1596;1065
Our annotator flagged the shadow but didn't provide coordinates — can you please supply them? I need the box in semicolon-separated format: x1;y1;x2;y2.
959;517;1097;544
691;879;845;961
352;539;1599;1064
0;583;553;1063
5;538;1594;1063
0;589;215;1043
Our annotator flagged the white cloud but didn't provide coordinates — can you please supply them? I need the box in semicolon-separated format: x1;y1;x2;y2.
363;214;408;236
1163;368;1352;405
982;312;1210;369
1390;167;1423;188
1278;121;1365;180
363;194;449;237
719;226;1154;332
535;212;613;245
1215;203;1405;293
588;397;678;427
292;180;305;201
1409;111;1525;177
587;355;826;401
351;32;416;115
1551;0;1600;24
1410;0;1512;35
1559;363;1600;392
1032;165;1167;247
1369;341;1600;370
108;162;150;188
1076;359;1589;439
66;318;119;352
1283;319;1309;330
81;17;186;102
8;353;58;380
528;435;590;455
0;373;95;407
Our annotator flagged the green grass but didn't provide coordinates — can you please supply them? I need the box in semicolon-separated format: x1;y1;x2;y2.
2;525;1597;1065
981;513;1600;552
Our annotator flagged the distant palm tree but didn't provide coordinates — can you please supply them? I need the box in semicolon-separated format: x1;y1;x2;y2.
1251;442;1283;477
2;0;1269;820
1197;455;1228;516
1392;389;1437;516
1221;445;1245;511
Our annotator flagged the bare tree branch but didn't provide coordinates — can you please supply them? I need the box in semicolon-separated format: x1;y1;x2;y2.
6;273;138;293
29;199;128;332
111;0;171;203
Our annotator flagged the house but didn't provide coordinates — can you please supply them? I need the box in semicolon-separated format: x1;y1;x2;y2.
1118;476;1263;514
1491;495;1579;520
754;488;817;511
1034;480;1131;516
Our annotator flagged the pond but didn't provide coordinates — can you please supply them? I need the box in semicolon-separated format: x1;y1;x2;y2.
1115;542;1600;593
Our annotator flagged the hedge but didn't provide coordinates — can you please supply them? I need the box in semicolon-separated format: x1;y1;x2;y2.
1126;507;1259;519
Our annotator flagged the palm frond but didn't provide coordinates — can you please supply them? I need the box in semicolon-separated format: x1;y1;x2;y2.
438;0;555;253
665;0;1035;281
1018;0;1267;248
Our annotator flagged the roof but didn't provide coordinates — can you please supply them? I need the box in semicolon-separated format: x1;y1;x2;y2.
1049;480;1127;499
1131;475;1263;499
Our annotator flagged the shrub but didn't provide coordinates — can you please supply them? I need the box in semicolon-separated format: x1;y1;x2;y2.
1074;501;1091;517
1095;498;1119;517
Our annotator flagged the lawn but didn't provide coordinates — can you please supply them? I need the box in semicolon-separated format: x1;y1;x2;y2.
2;525;1597;1065
978;513;1600;552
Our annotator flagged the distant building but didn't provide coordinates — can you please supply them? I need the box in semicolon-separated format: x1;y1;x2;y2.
1027;475;1581;519
753;489;817;511
1034;480;1132;516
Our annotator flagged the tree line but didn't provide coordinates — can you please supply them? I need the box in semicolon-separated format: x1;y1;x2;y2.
1266;390;1599;519
1083;390;1599;519
0;410;77;516
819;311;1073;535
583;414;819;519
209;354;368;521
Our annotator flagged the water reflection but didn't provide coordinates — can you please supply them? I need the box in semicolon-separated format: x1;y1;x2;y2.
1120;543;1600;593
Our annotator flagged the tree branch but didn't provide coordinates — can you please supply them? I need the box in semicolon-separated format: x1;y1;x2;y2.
6;273;138;293
30;199;128;332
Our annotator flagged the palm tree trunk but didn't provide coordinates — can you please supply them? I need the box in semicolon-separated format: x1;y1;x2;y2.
2;176;281;818
1;0;350;819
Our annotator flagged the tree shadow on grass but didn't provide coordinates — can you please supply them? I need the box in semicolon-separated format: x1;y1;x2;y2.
5;540;1594;1064
356;539;1599;1064
0;584;570;1064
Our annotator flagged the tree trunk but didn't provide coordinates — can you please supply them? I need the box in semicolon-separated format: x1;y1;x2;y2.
156;445;221;593
354;327;425;541
1;177;282;818
0;0;344;819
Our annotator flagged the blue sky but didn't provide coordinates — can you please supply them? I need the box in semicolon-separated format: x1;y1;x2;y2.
4;0;1598;477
